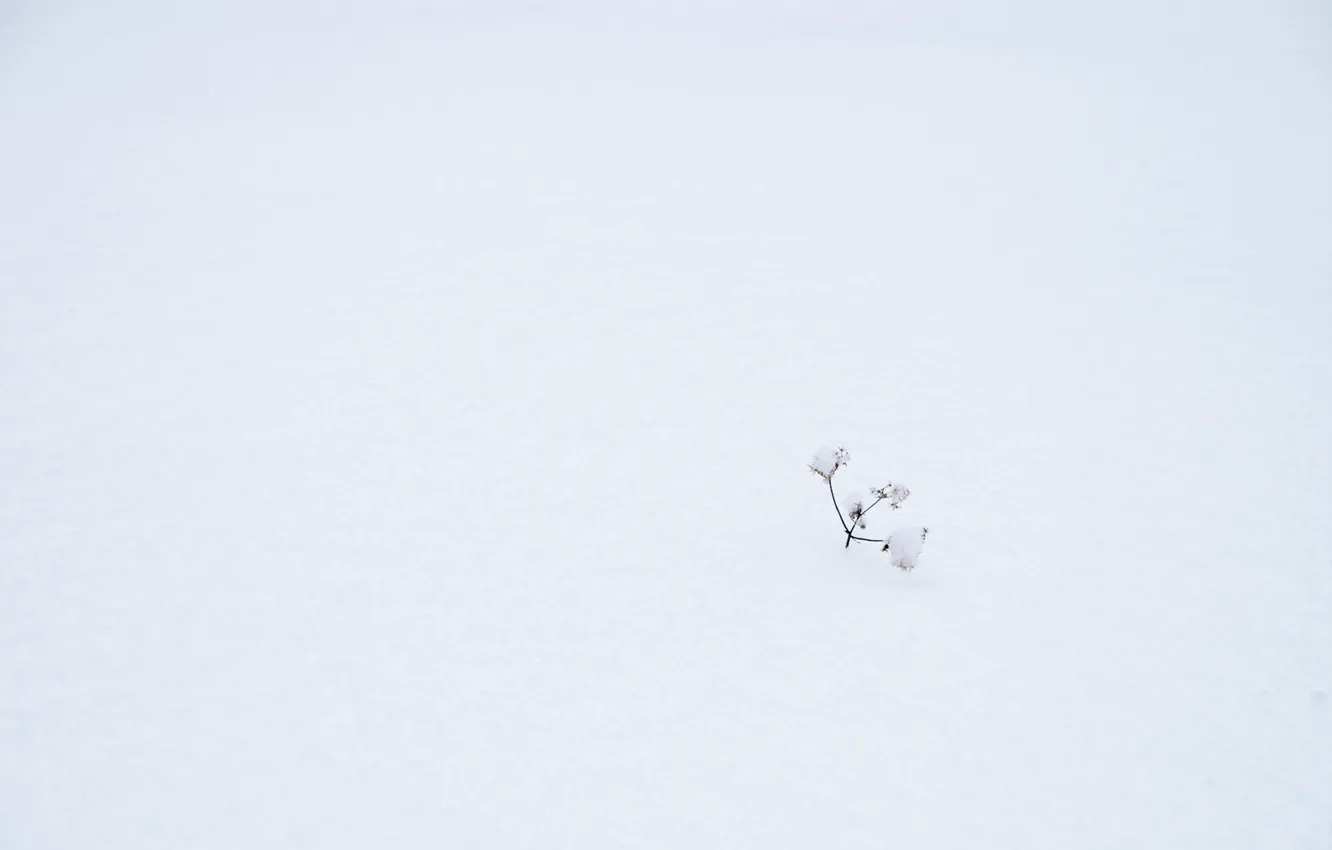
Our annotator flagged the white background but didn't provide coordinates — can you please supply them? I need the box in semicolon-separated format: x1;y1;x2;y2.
2;2;1330;846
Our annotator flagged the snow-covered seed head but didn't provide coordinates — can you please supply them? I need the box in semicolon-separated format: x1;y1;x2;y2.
808;446;850;480
883;526;928;572
845;491;866;523
870;481;910;510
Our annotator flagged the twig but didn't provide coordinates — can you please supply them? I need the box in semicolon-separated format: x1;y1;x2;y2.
859;495;885;519
832;480;883;548
828;477;850;535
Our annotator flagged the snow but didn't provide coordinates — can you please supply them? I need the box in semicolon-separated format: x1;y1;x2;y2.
2;2;1331;848
884;526;929;571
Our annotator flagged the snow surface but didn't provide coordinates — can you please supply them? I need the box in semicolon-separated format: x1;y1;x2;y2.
3;1;1331;848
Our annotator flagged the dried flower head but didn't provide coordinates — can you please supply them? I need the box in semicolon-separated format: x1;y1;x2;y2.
808;446;850;480
847;498;865;524
882;526;928;571
870;481;910;510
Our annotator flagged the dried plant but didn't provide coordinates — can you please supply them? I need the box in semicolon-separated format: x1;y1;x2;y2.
808;446;929;570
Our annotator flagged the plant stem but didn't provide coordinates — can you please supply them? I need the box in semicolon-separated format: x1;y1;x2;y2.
860;495;885;519
828;477;850;535
830;477;886;548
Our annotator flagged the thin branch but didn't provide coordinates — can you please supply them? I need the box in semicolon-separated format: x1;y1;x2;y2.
829;477;862;548
846;495;886;548
858;495;885;519
849;534;885;544
828;477;850;535
841;492;883;548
